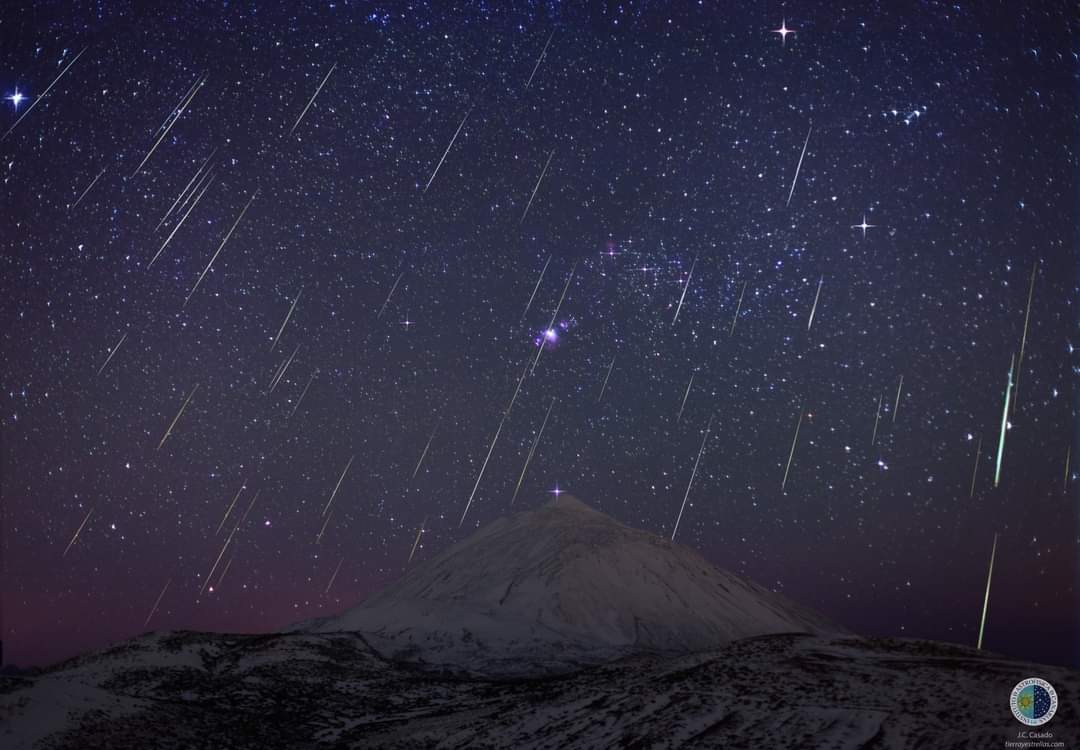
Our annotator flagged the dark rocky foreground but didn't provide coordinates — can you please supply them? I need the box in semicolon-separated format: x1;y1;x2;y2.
3;629;1077;749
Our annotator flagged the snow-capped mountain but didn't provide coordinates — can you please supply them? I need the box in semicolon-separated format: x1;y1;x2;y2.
300;495;840;673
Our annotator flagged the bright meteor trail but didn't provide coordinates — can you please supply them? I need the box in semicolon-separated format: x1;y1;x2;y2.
323;456;355;517
460;412;508;527
786;122;812;207
158;385;199;451
271;285;303;350
807;276;823;331
1012;260;1037;410
671;415;714;541
290;63;337;135
507;397;552;507
95;332;128;376
3;47;88;141
993;356;1014;488
185;190;258;306
424;105;473;193
671;254;697;325
976;532;998;650
781;407;804;492
520;149;555;224
131;75;205;178
597;357;616;403
520;255;552;324
730;281;747;335
62;508;94;558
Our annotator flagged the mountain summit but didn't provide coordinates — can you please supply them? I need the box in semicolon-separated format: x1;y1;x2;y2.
305;495;840;673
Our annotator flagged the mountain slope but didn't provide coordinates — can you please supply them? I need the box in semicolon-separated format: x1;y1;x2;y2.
304;495;840;673
4;631;1078;749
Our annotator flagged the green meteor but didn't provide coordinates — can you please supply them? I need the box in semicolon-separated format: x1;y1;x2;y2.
993;356;1014;488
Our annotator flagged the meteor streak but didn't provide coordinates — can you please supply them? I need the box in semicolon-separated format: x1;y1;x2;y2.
267;350;290;390
158;384;199;450
1065;445;1072;493
781;407;804;491
148;168;215;268
289;369;318;419
730;281;747;335
672;255;697;325
412;414;443;478
786;122;812;207
316;510;334;544
671;416;714;541
70;167;106;210
510;397;555;505
531;262;576;374
503;361;531;418
460;412;508;526
323;456;354;517
290;63;337;135
325;557;344;593
131;75;205;178
520;149;554;224
62;508;93;557
185;190;258;306
892;375;903;423
377;273;403;319
976;532;998;650
200;526;235;596
424;105;473;193
95;332;127;376
871;392;883;446
156;78;201;135
155;149;216;231
144;578;171;627
214;556;234;590
520;255;551;323
268;344;300;394
271;285;303;350
240;489;259;523
3;47;88;141
676;373;694;422
524;30;555;90
407;519;427;565
597;356;615;403
216;481;246;535
993;356;1014;488
807;276;823;331
1013;260;1037;410
969;436;982;498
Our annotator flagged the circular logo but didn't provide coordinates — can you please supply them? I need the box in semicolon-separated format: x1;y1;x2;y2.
1010;678;1058;726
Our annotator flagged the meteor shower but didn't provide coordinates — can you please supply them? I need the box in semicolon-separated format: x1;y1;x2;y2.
2;3;1078;748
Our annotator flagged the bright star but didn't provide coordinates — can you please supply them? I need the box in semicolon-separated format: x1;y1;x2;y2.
772;19;795;45
851;214;877;238
6;88;26;110
549;484;564;501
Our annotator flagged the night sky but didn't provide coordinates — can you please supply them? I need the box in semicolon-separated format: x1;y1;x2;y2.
2;2;1078;670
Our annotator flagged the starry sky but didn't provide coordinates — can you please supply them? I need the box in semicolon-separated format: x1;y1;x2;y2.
2;2;1078;670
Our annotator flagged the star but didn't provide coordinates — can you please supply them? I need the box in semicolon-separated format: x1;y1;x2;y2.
549;484;564;501
851;214;877;238
6;88;26;110
772;19;795;45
